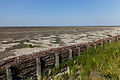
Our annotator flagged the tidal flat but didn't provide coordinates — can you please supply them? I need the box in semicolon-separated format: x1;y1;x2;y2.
0;27;120;60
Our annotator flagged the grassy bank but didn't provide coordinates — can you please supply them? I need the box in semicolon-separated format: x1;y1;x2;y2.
28;41;120;80
75;41;120;80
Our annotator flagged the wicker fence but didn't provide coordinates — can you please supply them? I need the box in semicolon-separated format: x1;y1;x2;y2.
0;35;120;80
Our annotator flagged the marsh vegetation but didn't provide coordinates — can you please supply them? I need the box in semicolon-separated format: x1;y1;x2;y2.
39;41;120;80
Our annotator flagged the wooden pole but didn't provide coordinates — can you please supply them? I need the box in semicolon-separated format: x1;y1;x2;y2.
36;58;42;80
105;40;108;44
69;49;72;59
78;47;81;56
117;36;119;41
55;53;59;68
101;41;103;46
109;39;112;44
87;44;90;50
93;43;96;49
6;66;13;80
112;38;114;43
67;67;70;74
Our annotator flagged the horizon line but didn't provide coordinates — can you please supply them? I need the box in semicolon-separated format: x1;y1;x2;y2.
0;25;120;27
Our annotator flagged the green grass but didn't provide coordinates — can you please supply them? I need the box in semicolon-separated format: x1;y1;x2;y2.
77;41;120;80
50;41;120;80
15;43;34;49
9;42;44;51
55;38;65;46
28;41;120;80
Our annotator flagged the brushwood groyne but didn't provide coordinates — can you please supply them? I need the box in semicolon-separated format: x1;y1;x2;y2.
0;35;120;80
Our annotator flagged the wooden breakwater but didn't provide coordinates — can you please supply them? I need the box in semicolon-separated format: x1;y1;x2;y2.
0;35;120;80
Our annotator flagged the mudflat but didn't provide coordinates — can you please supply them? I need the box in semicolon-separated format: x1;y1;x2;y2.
0;27;120;61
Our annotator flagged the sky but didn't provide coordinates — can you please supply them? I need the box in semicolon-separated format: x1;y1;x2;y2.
0;0;120;26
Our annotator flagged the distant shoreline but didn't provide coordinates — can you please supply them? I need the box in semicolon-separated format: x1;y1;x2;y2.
0;25;120;28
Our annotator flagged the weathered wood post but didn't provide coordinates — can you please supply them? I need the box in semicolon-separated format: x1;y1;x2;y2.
101;41;103;46
118;35;120;40
109;39;112;44
105;40;108;44
55;53;59;68
117;36;119;40
114;37;116;42
69;49;72;59
93;43;96;49
36;57;42;80
86;44;90;53
116;36;119;41
68;49;73;75
78;47;81;56
67;67;70;74
103;41;104;46
6;66;13;80
87;44;90;50
113;38;115;42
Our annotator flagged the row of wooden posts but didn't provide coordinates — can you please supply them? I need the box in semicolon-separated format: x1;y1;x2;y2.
36;49;73;80
6;49;73;80
5;36;118;80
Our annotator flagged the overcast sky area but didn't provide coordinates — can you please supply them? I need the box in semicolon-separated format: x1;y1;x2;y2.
0;0;120;26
